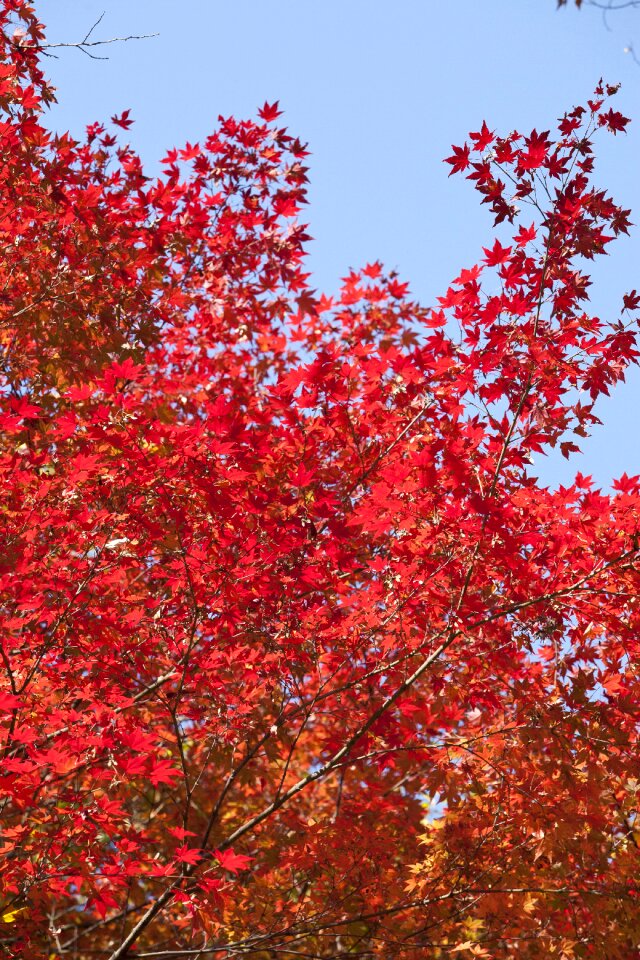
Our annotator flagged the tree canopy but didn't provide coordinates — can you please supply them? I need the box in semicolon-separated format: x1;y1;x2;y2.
1;3;640;958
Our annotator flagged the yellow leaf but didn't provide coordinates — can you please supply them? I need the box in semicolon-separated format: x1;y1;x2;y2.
2;907;26;923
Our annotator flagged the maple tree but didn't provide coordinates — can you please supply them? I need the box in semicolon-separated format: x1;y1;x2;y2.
1;2;640;958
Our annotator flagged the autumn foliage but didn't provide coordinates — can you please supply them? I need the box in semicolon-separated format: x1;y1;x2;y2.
1;2;640;958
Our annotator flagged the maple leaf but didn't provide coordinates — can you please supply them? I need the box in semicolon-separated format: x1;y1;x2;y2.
168;827;197;841
482;238;511;266
613;472;640;493
453;265;483;286
174;845;203;865
111;109;134;130
258;100;283;123
296;290;318;316
290;463;315;487
148;759;179;786
215;849;255;874
1;907;26;924
10;397;41;418
109;357;144;380
88;893;119;921
623;290;640;312
514;222;536;246
469;121;494;152
445;142;471;175
0;692;22;712
599;109;629;135
363;261;382;279
519;129;550;171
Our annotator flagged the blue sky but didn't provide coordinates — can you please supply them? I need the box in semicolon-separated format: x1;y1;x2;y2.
37;0;639;488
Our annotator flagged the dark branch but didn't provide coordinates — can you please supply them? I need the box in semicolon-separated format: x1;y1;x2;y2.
16;11;158;60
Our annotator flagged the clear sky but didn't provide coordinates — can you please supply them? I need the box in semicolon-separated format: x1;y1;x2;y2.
36;0;640;489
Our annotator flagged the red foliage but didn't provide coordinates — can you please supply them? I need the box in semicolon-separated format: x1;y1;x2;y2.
0;4;639;959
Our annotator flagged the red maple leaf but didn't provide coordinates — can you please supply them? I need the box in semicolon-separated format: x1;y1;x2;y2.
258;100;283;123
215;849;255;874
111;109;134;129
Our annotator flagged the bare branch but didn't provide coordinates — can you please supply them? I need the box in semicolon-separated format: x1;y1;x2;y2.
558;0;640;63
559;0;640;9
16;11;158;60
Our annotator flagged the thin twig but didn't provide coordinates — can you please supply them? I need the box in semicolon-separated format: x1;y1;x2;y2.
20;12;158;61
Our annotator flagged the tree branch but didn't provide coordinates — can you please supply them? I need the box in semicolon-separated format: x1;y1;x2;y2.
18;12;158;60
